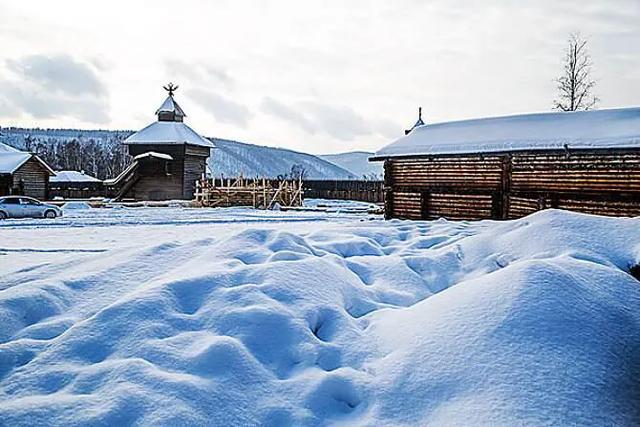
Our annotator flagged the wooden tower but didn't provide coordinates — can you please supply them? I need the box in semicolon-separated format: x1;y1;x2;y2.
110;84;214;201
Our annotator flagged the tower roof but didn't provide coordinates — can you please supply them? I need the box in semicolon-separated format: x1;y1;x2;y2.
156;83;186;122
123;83;214;148
156;95;186;119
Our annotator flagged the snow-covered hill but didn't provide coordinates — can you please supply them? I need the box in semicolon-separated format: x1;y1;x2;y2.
320;151;383;179
209;138;356;179
0;208;638;425
0;127;360;179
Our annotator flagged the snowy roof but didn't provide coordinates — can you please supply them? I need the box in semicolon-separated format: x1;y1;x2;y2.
124;121;214;148
133;151;173;161
50;170;101;183
0;152;31;173
0;142;21;154
156;95;186;118
373;107;640;159
0;142;54;174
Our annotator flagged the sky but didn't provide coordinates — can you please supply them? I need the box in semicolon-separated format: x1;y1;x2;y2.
0;0;638;155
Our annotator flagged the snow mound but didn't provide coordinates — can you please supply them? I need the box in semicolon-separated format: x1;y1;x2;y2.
0;209;639;425
61;202;92;210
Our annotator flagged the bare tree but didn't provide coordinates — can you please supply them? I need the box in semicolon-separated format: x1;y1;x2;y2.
553;33;599;111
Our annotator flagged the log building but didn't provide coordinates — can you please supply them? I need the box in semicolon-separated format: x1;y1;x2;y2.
49;170;103;199
106;84;214;200
0;142;55;200
371;107;640;220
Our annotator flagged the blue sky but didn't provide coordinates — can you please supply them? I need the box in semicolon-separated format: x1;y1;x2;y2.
0;0;638;154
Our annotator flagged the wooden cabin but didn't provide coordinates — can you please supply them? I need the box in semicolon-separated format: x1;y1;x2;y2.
371;107;640;220
0;142;55;200
105;84;214;201
49;170;103;199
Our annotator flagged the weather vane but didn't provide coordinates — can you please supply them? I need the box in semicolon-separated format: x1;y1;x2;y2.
163;82;179;96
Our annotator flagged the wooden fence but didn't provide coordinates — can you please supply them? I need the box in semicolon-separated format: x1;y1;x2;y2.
303;180;384;203
195;177;303;209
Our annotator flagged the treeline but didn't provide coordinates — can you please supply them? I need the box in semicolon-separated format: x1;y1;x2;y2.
23;135;131;180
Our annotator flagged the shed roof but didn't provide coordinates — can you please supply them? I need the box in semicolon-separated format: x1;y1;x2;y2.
50;170;101;183
124;121;214;148
373;107;640;159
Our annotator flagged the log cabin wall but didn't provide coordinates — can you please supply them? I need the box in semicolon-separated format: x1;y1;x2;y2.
122;157;184;201
0;175;11;196
384;149;640;220
12;158;50;200
183;154;207;199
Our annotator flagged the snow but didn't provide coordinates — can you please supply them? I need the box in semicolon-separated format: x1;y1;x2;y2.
0;152;31;174
373;107;640;158
61;201;92;210
155;96;186;117
0;142;31;173
209;138;356;179
50;171;101;183
133;152;173;161
0;142;22;154
124;121;214;148
0;207;639;425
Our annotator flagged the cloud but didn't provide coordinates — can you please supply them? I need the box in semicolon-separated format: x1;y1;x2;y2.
260;97;316;134
0;54;109;123
261;98;401;141
187;88;251;126
165;60;234;89
6;54;106;96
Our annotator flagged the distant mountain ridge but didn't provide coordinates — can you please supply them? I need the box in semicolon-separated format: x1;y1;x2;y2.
320;151;383;179
0;126;371;180
209;138;355;179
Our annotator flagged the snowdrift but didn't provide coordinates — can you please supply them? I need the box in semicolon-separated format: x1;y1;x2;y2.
0;209;639;425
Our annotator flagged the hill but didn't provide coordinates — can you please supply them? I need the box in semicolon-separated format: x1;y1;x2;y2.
319;151;383;179
209;138;355;179
0;127;359;180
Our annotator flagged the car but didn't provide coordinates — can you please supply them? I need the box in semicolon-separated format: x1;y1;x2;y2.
0;196;63;219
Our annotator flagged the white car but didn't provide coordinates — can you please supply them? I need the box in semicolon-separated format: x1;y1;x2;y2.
0;196;63;219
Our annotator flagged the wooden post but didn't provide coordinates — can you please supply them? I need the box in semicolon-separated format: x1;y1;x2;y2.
383;159;394;220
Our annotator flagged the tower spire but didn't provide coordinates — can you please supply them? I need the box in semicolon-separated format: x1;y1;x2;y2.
163;82;179;97
405;106;426;135
156;83;186;122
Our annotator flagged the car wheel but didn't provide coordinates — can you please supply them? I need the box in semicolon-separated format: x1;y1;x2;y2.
0;211;6;220
44;210;57;219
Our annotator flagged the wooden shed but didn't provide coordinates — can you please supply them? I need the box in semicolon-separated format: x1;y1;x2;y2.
370;107;640;220
0;142;55;200
49;170;103;199
105;84;214;201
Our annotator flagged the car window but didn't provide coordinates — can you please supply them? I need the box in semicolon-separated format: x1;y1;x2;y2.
21;198;40;205
1;198;20;205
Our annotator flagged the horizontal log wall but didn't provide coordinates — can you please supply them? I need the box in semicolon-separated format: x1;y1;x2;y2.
12;158;50;200
385;149;640;220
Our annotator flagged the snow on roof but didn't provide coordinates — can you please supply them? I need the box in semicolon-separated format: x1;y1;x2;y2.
0;142;54;175
373;107;640;159
155;95;186;117
124;121;214;148
133;151;173;161
0;152;31;173
50;170;102;183
0;142;21;154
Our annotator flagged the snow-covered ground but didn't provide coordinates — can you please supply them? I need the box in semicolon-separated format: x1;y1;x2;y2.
0;204;639;426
